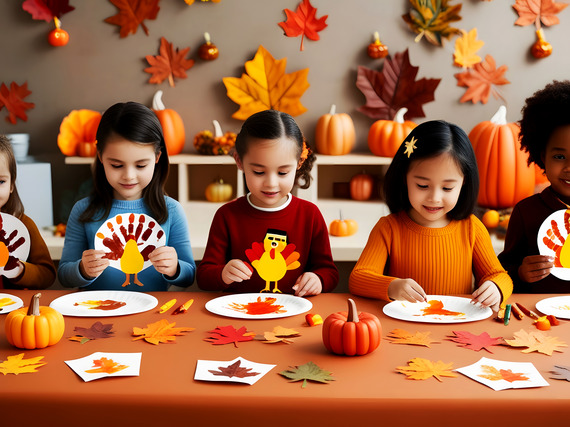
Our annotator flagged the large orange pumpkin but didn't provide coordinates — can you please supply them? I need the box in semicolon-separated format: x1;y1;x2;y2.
57;109;101;156
469;106;535;209
315;104;355;155
322;298;381;356
152;90;185;156
368;107;416;157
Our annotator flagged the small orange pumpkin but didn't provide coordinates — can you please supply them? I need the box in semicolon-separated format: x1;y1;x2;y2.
205;179;233;202
57;109;102;156
368;108;417;157
48;17;69;47
350;172;374;201
194;120;237;155
198;32;219;60
5;293;65;349
329;211;358;237
152;90;186;156
322;298;381;356
367;31;388;59
315;104;355;156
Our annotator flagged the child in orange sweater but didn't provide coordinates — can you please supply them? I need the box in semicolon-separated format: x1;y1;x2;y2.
349;120;512;311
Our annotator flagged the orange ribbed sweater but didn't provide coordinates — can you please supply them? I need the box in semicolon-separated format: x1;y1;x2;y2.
349;211;513;302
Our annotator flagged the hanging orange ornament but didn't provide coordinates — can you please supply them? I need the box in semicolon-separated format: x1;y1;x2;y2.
530;29;552;58
367;32;388;59
198;32;219;60
48;17;69;47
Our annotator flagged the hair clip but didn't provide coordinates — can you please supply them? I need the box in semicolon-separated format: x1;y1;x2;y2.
300;140;309;163
404;136;417;158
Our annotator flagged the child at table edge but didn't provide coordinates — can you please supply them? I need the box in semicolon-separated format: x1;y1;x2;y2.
349;120;512;311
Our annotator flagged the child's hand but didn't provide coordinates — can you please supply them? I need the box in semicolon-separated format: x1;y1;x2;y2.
148;246;179;278
518;255;554;283
471;280;501;312
80;250;109;279
222;259;253;285
293;272;322;297
388;278;427;303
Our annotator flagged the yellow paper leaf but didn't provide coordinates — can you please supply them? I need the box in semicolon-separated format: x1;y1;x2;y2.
0;353;46;375
453;28;484;68
132;318;194;345
505;329;567;356
223;45;309;120
260;325;301;344
396;357;457;381
387;328;437;347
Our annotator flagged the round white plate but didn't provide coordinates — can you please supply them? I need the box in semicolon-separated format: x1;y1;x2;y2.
0;293;23;314
536;295;570;320
205;293;312;319
49;290;158;317
383;295;492;323
537;209;570;280
0;213;31;279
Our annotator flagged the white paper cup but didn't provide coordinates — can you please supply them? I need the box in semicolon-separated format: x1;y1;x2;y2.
6;133;29;161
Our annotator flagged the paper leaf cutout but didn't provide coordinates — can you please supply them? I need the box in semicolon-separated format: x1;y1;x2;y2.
208;360;260;378
144;37;194;87
478;365;529;383
453;28;484;68
204;325;256;348
85;357;128;374
505;329;567;356
356;49;441;121
454;54;509;104
22;0;75;21
256;325;301;344
69;321;115;343
222;45;310;120
550;365;570;381
402;0;463;46
386;328;437;347
0;353;46;375
513;0;568;28
396;357;457;382
105;0;160;38
132;319;194;345
448;331;504;353
278;0;328;51
279;361;335;388
0;82;35;124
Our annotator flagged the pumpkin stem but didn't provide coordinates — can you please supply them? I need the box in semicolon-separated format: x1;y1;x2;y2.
328;104;336;116
27;293;42;316
212;120;223;138
152;90;166;111
490;105;507;125
393;107;408;123
347;298;359;323
54;16;61;30
339;210;344;221
372;31;380;43
204;32;211;44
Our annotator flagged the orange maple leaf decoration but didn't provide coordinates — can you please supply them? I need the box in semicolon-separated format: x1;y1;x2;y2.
386;329;437;347
396;357;457;382
223;45;309;120
0;81;35;124
105;0;160;38
0;353;46;375
145;37;194;87
513;0;568;29
505;328;567;356
85;357;128;374
278;0;328;51
454;54;509;104
478;365;529;383
132;318;194;345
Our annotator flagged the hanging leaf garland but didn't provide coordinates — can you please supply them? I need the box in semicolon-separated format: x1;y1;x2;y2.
105;0;160;38
0;81;35;124
402;0;462;46
22;0;75;22
278;0;328;51
144;37;194;87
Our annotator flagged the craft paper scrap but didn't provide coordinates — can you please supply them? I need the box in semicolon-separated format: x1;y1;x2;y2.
194;357;275;385
65;352;142;382
456;357;549;391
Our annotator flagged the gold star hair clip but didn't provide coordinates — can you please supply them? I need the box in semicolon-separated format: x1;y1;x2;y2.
404;136;417;158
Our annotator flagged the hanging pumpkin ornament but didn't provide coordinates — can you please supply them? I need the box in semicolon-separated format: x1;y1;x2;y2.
152;90;186;156
530;29;552;59
198;32;219;60
367;31;388;59
194;120;237;155
48;17;69;47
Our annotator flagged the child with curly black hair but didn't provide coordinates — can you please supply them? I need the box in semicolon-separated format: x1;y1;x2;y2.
499;80;570;293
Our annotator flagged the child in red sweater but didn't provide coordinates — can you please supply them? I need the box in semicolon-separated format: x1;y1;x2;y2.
197;110;338;296
349;120;512;311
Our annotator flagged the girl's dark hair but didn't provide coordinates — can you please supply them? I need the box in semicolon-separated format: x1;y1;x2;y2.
383;120;479;221
79;102;170;223
0;135;24;218
234;109;315;189
519;80;570;170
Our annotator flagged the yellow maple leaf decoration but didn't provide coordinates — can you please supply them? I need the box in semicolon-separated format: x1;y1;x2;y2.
386;328;438;347
404;137;418;158
0;353;46;375
505;329;567;356
396;357;457;381
259;325;301;344
453;28;484;68
132;318;195;345
223;45;310;120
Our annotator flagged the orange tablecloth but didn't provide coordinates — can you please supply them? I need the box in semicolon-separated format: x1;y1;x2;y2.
1;291;569;426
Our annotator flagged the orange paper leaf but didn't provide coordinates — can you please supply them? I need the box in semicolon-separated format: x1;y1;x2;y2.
132;318;194;345
145;37;194;87
0;353;46;375
256;325;301;344
454;54;509;104
222;45;309;120
478;365;529;383
105;0;160;38
85;357;128;374
0;81;35;124
453;28;484;68
396;357;457;381
386;329;438;347
505;329;567;356
513;0;568;28
278;0;328;51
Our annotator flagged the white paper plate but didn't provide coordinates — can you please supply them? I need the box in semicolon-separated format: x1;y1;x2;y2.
536;295;570;319
383;295;492;323
49;291;158;317
0;213;31;279
0;293;23;314
537;209;570;280
205;293;312;319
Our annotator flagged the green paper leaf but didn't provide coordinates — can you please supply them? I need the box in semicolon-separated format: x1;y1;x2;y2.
279;361;335;388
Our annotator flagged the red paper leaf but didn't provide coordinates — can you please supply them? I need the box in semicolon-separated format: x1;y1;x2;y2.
278;0;328;51
144;37;194;87
105;0;160;38
22;0;75;22
356;49;441;121
204;325;256;348
513;0;568;28
0;82;35;124
448;331;504;353
454;54;509;104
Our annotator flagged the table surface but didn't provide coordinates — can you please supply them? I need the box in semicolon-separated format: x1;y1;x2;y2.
1;291;569;426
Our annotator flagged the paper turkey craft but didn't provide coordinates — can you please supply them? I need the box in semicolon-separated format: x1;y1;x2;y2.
537;209;570;280
95;213;165;287
0;213;30;279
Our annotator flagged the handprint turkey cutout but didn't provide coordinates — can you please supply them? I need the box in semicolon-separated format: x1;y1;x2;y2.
538;209;570;280
0;213;30;279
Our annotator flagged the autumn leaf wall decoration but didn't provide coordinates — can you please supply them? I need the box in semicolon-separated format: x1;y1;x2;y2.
0;82;35;124
145;37;194;87
223;45;309;120
278;0;328;51
22;0;75;21
402;0;462;46
105;0;160;38
454;54;509;104
453;28;484;68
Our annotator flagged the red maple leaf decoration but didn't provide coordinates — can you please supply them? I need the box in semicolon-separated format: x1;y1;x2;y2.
448;330;504;353
0;82;35;124
144;37;194;87
105;0;160;38
278;0;328;51
22;0;75;22
356;49;441;121
454;54;509;104
204;325;256;348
